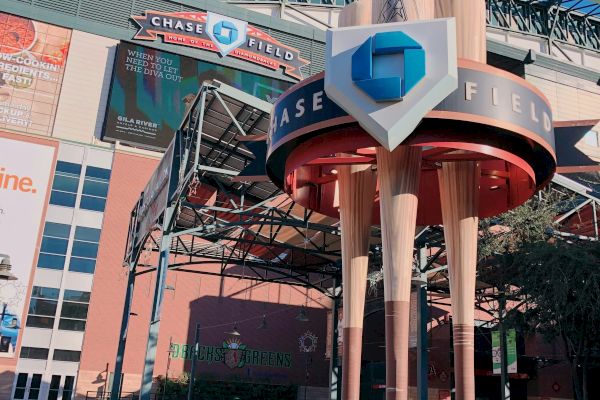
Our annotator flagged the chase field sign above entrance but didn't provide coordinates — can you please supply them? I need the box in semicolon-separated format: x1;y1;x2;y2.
325;19;458;151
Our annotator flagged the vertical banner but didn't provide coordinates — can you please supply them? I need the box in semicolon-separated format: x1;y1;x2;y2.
492;329;517;374
0;137;55;357
0;13;72;135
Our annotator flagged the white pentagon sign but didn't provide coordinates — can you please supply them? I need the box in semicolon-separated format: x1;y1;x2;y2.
206;12;248;57
324;18;458;151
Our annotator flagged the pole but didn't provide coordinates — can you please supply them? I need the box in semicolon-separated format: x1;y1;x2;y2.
187;323;200;400
140;207;174;400
329;284;341;400
163;337;172;400
110;265;137;400
499;294;510;399
415;247;429;400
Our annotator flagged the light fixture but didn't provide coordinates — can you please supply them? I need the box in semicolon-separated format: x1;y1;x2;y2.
226;324;241;336
164;284;175;291
296;306;309;322
0;254;17;281
257;315;267;330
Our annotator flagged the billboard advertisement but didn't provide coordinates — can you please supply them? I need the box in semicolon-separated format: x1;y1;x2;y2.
0;136;55;357
102;41;291;150
0;12;71;136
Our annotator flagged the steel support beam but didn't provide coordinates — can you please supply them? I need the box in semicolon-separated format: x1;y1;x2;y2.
140;207;174;400
415;247;429;400
110;264;137;399
329;284;341;400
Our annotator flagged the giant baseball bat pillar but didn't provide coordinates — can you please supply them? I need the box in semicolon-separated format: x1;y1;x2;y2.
375;3;433;399
435;2;486;399
338;164;377;400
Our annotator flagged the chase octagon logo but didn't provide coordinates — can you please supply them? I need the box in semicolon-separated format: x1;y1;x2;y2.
351;31;425;102
325;19;458;151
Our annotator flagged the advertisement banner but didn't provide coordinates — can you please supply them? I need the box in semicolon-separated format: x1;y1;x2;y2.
0;13;71;135
0;137;55;357
492;329;517;374
102;41;291;150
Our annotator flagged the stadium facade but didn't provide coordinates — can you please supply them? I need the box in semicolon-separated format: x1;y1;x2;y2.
0;0;599;399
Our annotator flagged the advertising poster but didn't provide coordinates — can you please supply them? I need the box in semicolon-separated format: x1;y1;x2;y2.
102;41;291;150
492;329;517;374
0;13;71;135
0;137;55;357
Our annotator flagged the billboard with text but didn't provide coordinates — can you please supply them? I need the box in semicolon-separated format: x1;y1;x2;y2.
102;42;291;150
0;12;71;136
0;136;55;357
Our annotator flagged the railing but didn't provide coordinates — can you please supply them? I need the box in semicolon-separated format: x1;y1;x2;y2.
85;392;185;400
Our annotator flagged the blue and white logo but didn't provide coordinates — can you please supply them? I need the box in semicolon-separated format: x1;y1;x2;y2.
325;19;458;151
206;12;247;57
351;31;425;102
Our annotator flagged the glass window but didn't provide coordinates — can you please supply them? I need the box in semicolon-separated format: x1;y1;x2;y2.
31;286;59;299
60;302;88;319
26;315;55;329
43;222;71;239
50;161;81;208
53;350;81;362
48;375;60;400
58;319;86;331
27;286;59;328
27;299;57;317
85;166;110;180
28;374;42;400
13;373;27;399
68;257;96;274
71;241;98;258
38;223;71;271
80;166;110;212
63;290;91;302
80;196;106;212
56;161;82;175
63;376;75;400
36;253;65;270
50;189;77;208
74;226;101;242
52;174;79;193
82;179;109;197
40;237;68;255
20;347;49;359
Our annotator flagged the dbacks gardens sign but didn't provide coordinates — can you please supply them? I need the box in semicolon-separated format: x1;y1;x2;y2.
170;338;292;369
132;11;309;80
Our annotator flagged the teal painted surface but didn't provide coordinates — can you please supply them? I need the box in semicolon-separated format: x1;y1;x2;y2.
1;0;326;81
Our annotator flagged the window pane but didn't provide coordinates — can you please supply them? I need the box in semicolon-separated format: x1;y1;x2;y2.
59;318;86;331
30;374;42;388
44;222;71;239
26;316;54;329
85;166;111;180
31;286;59;300
64;376;75;389
20;347;49;359
13;388;25;399
15;373;27;387
50;375;61;389
53;349;81;362
56;161;82;175
82;179;109;197
60;302;88;319
50;191;77;207
74;226;101;242
40;237;68;255
71;241;98;258
37;253;65;270
28;299;57;316
68;257;96;274
27;389;39;400
80;196;106;212
63;290;90;303
52;174;79;193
